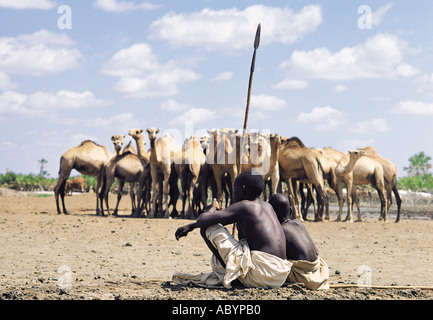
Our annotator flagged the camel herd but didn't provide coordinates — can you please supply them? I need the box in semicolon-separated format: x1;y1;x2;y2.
54;128;401;223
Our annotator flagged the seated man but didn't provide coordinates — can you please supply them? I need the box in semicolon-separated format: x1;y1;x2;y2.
173;171;292;289
268;193;329;290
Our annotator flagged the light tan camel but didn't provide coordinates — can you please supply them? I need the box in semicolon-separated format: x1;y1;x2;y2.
304;148;341;220
146;128;181;218
277;137;328;221
128;129;152;213
54;135;124;215
361;146;401;222
100;130;150;216
178;136;206;218
206;128;238;206
335;149;388;222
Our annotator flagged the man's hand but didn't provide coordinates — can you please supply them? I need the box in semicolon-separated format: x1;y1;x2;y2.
206;198;222;213
175;223;196;240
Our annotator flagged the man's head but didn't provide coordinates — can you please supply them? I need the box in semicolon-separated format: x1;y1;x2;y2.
233;171;264;202
269;193;292;223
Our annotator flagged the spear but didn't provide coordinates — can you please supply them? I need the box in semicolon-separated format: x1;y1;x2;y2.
239;23;261;175
242;23;261;135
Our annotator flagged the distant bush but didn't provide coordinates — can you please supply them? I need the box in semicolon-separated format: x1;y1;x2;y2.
398;174;433;192
0;171;57;191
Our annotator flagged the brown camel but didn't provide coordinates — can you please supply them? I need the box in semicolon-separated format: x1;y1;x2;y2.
146;128;181;218
64;176;85;195
100;130;150;216
361;146;401;222
277;137;328;221
335;149;388;222
54;135;124;215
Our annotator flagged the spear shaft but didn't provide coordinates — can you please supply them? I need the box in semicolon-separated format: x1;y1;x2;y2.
242;23;261;135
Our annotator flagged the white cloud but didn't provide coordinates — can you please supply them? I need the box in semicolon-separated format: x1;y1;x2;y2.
272;79;309;90
0;0;56;9
0;90;111;116
170;107;219;126
0;29;81;76
212;71;233;81
149;5;322;51
351;118;390;134
251;94;287;111
296;106;345;131
372;3;393;26
417;73;433;96
392;100;433;116
102;43;200;98
160;99;188;112
333;85;347;93
340;139;375;151
0;72;16;90
94;0;161;12
86;113;140;133
280;33;418;80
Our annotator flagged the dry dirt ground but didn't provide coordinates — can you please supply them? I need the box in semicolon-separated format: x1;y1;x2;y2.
0;189;432;304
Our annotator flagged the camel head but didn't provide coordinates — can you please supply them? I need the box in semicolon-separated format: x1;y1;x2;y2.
111;134;125;153
348;149;367;159
146;128;160;140
128;128;144;141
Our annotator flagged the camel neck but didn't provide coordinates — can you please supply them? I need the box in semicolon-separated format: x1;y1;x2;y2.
135;137;146;157
149;138;157;161
340;154;360;174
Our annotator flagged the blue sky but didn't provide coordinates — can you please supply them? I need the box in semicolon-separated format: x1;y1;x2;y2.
1;0;433;178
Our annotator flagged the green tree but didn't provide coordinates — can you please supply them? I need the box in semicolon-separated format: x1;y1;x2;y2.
38;158;48;177
404;151;432;176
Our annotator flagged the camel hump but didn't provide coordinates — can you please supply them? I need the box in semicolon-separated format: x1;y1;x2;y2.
80;140;102;147
282;136;306;148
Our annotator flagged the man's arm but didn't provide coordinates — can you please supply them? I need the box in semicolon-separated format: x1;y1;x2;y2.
174;199;243;241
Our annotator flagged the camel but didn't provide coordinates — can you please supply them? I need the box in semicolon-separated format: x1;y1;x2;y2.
335;149;388;222
262;133;281;199
303;148;341;221
100;130;150;217
361;146;401;222
277;137;328;221
206;128;238;206
64;177;85;195
54;135;124;215
146;128;181;218
128;129;152;212
178;136;206;218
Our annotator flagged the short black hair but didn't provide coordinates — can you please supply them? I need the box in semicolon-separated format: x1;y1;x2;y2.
269;193;291;222
234;171;264;200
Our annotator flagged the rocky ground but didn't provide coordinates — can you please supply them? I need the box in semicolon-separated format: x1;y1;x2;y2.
0;190;432;306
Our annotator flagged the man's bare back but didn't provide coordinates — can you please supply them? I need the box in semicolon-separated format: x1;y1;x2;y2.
269;193;319;262
175;171;287;261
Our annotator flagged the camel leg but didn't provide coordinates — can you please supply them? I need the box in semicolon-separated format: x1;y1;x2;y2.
188;175;198;218
54;178;68;214
54;162;72;214
335;181;344;221
353;191;362;222
95;175;106;216
162;167;171;218
393;185;402;223
149;168;159;218
377;188;388;222
287;179;303;221
344;181;354;222
130;182;137;216
113;180;124;216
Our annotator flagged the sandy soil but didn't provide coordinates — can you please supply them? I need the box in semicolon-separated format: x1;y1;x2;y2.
0;190;432;301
